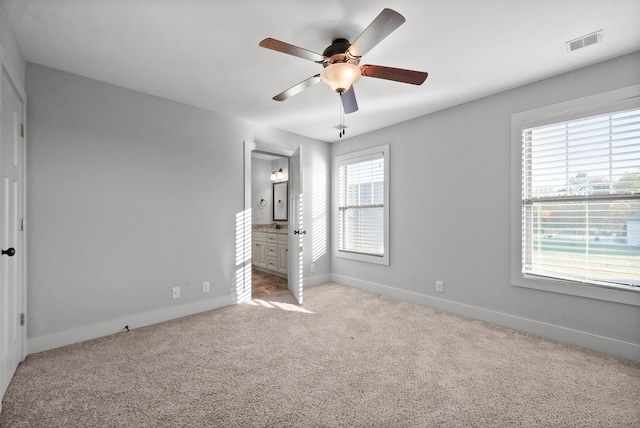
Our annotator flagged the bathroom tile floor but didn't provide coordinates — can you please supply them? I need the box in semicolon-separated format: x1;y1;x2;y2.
252;268;288;298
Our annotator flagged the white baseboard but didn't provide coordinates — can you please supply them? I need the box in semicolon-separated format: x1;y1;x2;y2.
26;274;330;356
304;273;332;288
27;275;639;362
331;274;640;363
27;295;234;355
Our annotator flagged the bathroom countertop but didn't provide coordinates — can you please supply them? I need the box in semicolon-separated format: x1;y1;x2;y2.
252;225;288;234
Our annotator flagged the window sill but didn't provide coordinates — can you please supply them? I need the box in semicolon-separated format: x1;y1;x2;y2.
512;274;640;307
336;250;389;266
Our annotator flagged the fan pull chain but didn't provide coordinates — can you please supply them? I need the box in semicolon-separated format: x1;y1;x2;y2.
339;94;343;138
339;93;346;138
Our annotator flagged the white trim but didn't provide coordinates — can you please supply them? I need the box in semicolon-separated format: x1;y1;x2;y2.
28;295;234;355
1;45;27;363
510;84;640;307
0;42;3;415
331;273;640;363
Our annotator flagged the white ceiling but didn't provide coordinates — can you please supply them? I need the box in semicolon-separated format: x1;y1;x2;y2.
2;0;639;143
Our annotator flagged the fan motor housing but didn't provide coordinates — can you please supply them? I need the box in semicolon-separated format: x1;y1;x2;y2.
322;38;359;67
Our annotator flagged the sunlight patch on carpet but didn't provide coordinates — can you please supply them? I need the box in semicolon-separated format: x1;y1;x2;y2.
246;299;314;314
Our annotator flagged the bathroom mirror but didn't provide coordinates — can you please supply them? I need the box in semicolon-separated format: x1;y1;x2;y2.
273;181;288;221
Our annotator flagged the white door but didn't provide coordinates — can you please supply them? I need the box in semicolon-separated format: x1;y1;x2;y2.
288;146;303;304
0;68;24;402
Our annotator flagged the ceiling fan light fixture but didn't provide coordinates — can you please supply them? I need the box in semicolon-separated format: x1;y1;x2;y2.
320;62;361;93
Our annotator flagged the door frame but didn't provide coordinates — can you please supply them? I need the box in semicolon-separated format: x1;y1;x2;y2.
243;141;300;301
0;46;27;362
0;46;27;414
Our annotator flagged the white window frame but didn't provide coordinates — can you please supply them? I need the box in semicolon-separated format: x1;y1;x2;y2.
511;84;640;307
334;144;390;265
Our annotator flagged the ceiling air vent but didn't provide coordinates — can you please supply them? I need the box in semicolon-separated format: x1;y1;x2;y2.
566;30;603;52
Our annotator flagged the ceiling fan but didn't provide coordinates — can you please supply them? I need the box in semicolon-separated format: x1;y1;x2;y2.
259;8;428;115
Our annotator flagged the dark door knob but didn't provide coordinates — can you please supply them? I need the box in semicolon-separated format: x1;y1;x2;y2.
2;247;15;257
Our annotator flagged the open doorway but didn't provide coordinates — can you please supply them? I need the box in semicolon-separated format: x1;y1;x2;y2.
243;142;304;304
250;151;289;298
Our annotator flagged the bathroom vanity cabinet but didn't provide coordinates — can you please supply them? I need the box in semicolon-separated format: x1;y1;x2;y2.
252;231;288;278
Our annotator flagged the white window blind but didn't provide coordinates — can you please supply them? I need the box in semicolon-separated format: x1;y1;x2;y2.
337;153;385;257
522;107;640;290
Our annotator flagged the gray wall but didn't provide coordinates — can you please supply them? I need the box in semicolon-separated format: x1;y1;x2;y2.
0;3;25;88
251;157;290;225
26;63;331;352
17;34;639;360
251;158;273;224
331;51;640;361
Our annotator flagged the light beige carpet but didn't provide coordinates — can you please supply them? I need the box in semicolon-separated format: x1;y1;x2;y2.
1;282;639;427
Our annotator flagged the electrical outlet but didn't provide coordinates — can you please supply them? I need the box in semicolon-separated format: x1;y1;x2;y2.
202;281;210;293
310;263;315;273
436;280;444;293
172;286;180;299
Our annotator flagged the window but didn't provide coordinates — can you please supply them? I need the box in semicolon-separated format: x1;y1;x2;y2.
335;145;389;265
512;85;640;303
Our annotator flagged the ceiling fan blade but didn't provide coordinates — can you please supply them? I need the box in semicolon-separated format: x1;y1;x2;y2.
347;9;405;58
360;64;428;85
259;38;326;63
273;74;322;101
341;86;358;114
